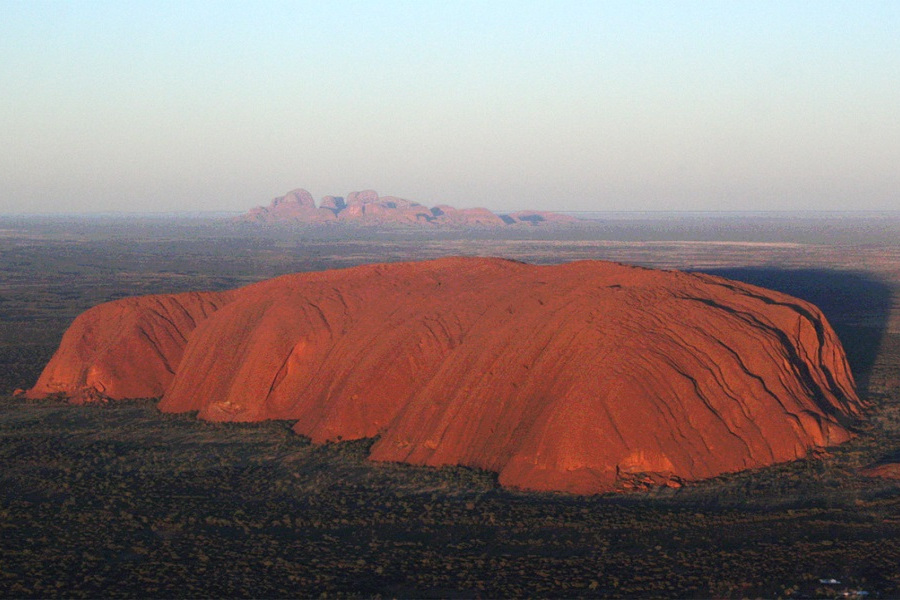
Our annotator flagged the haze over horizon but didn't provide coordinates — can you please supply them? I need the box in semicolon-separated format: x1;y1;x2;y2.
2;1;898;215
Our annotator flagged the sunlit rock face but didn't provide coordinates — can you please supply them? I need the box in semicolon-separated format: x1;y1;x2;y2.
27;258;863;494
239;188;578;227
27;291;235;403
242;188;337;223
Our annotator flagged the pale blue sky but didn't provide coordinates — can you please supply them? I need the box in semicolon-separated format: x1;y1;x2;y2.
2;1;898;213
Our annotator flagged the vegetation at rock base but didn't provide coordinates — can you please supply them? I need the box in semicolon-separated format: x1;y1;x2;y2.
1;395;899;598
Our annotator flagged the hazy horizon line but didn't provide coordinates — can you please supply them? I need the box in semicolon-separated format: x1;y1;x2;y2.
4;208;900;218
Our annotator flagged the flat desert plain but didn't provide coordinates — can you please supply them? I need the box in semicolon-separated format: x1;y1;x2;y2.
1;213;898;598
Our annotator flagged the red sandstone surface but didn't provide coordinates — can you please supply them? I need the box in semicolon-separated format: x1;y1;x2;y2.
239;188;578;227
27;258;863;494
28;291;235;402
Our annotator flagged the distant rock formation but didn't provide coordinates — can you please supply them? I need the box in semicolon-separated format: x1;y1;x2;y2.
27;258;863;494
239;188;578;227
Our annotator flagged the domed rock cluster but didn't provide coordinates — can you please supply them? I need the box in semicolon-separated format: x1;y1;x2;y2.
239;188;578;227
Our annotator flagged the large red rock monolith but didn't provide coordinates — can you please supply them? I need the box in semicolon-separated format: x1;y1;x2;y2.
27;258;863;494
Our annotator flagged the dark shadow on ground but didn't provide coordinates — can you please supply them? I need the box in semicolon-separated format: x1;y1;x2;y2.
694;268;893;393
